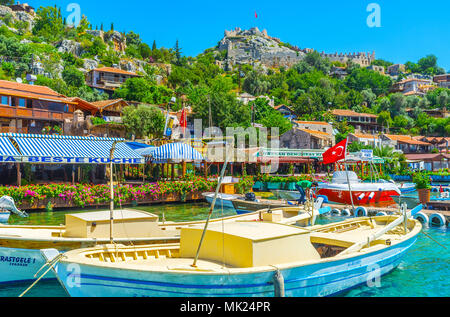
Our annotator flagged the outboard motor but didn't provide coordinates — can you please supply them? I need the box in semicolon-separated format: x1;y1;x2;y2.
0;196;28;218
244;192;256;202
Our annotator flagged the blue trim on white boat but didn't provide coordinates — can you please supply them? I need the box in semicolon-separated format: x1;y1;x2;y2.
60;233;417;297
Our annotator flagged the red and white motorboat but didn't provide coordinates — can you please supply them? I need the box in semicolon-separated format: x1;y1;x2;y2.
317;171;401;207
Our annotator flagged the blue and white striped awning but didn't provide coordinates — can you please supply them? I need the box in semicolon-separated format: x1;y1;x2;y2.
0;136;20;159
0;133;143;164
142;142;203;163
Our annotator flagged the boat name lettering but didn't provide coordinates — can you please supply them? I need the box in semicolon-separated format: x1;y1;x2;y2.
0;256;36;267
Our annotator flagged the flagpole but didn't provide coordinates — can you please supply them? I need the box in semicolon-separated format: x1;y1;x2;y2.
344;137;355;212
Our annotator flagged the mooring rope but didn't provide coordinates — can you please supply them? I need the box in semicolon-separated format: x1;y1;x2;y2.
420;230;447;249
19;253;65;297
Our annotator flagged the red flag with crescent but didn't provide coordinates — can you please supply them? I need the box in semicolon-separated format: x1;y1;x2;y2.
255;12;258;18
322;138;347;165
180;108;187;134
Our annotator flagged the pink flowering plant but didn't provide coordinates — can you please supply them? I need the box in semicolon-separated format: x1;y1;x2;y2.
0;177;217;209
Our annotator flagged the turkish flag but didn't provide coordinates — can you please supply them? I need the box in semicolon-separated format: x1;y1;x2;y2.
179;108;187;133
322;138;347;165
255;12;258;18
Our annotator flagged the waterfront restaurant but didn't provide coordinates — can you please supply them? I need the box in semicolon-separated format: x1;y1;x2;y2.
0;133;143;186
0;80;79;134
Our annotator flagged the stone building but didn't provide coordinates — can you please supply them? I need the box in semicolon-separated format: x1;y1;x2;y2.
280;127;334;150
330;109;381;133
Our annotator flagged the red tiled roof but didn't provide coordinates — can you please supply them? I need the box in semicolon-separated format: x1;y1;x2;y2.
331;109;378;118
298;128;332;140
274;104;293;111
384;134;431;146
295;121;330;126
0;80;72;104
91;67;138;76
91;99;129;110
350;132;380;139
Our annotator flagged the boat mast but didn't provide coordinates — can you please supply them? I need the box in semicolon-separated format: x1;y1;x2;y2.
344;138;355;211
192;153;228;267
109;140;123;244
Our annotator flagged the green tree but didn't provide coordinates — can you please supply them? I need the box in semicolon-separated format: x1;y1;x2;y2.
377;111;393;130
345;67;392;96
242;69;270;96
62;66;85;88
188;76;250;130
32;6;65;42
122;104;165;138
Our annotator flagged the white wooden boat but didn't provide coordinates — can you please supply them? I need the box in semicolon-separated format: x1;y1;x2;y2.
41;205;423;297
0;202;330;285
201;192;239;209
271;190;301;201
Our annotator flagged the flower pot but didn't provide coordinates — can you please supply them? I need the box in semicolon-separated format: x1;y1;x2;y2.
266;182;281;190
417;188;431;204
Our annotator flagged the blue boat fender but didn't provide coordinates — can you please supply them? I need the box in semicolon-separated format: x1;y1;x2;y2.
414;212;429;224
318;206;331;215
429;213;446;227
341;209;351;216
355;206;367;217
431;187;439;193
316;195;329;203
376;211;387;216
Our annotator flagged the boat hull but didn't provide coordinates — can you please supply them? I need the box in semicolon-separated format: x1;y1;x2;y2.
203;193;236;210
0;212;10;223
317;188;400;207
0;237;177;284
53;231;418;297
0;247;56;284
232;200;289;215
271;190;301;201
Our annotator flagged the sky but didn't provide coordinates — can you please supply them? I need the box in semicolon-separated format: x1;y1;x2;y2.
27;0;450;71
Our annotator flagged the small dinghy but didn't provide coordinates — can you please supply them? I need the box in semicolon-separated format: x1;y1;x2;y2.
202;192;240;209
0;196;28;223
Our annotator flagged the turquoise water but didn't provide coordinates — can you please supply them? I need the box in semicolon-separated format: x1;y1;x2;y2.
0;203;448;297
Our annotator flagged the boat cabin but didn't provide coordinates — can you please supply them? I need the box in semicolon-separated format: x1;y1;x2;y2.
180;222;321;268
63;209;166;239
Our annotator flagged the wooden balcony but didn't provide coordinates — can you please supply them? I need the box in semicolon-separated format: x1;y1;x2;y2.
0;105;71;121
0;126;28;134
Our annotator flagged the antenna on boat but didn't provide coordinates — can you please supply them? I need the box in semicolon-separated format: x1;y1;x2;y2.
191;153;229;268
109;140;125;245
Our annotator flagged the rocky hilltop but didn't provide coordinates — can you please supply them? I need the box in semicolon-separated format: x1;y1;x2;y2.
0;4;148;79
217;27;306;70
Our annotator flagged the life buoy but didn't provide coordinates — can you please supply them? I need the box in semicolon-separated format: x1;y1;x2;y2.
355;206;367;217
429;213;446;227
414;212;429;224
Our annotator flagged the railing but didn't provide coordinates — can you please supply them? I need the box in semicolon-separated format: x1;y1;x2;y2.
0;105;68;121
0;126;28;133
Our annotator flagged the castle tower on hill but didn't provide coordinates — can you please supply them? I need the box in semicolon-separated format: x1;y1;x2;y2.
218;28;376;69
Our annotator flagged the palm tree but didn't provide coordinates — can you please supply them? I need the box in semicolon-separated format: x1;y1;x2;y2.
373;145;393;158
